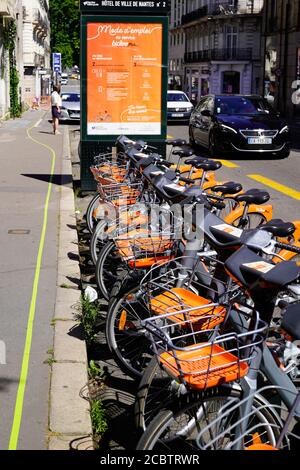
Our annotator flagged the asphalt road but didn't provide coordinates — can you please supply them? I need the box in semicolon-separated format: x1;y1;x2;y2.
167;122;300;222
0;110;63;450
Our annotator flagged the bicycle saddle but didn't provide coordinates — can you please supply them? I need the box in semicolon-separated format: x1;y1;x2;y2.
225;246;300;291
281;303;300;340
166;138;187;147
211;181;243;195
235;189;270;205
185;156;208;167
172;147;194;158
186;159;222;172
261;219;295;238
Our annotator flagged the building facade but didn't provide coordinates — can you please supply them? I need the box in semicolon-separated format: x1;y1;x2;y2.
263;0;300;118
0;0;51;119
22;0;51;107
170;0;264;103
0;0;23;118
169;0;186;90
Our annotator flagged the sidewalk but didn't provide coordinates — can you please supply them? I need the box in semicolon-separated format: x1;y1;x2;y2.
0;110;91;449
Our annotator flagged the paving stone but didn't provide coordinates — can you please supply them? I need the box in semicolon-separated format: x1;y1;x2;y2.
48;434;94;451
54;320;86;363
54;287;81;321
50;362;91;435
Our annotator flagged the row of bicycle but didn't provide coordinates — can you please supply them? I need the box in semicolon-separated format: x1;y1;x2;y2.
84;135;300;450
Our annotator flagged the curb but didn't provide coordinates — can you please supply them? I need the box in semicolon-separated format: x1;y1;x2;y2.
48;127;93;450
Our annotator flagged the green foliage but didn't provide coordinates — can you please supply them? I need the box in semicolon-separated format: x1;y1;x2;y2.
9;66;21;118
88;360;107;381
1;20;21;117
90;400;108;437
75;296;99;345
49;0;80;68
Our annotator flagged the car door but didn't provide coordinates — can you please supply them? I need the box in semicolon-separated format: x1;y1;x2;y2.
190;97;209;144
200;96;214;147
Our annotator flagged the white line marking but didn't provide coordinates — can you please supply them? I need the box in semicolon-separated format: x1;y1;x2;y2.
34;119;42;128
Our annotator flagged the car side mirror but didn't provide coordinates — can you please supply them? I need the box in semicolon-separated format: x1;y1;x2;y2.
201;109;211;117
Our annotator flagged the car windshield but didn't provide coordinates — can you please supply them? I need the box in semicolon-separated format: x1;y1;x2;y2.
61;94;80;102
215;96;274;116
168;93;189;102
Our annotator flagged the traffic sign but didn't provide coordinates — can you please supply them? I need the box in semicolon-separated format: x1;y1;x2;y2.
52;53;62;73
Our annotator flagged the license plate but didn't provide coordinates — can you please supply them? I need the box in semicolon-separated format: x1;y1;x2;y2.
70;113;80;118
172;113;184;117
248;137;272;145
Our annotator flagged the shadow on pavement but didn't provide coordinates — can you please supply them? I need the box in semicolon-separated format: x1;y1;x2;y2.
66;275;81;287
0;377;19;392
67;252;80;262
21;174;73;185
68;324;85;341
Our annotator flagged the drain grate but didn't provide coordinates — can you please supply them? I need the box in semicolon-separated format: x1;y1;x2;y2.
8;229;31;235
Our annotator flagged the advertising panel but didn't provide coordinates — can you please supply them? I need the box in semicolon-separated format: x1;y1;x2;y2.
86;21;163;136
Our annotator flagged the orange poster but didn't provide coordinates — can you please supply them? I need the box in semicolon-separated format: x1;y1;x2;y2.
87;22;163;136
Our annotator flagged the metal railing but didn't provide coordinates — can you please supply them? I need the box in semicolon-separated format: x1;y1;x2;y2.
182;1;263;25
184;48;252;63
33;8;50;31
182;5;208;25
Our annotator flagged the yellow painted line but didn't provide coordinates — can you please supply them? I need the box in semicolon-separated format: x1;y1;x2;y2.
8;117;56;450
248;174;300;201
213;158;239;168
167;135;174;139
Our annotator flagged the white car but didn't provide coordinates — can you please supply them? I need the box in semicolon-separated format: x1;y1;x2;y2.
61;73;68;86
59;92;80;121
167;90;194;122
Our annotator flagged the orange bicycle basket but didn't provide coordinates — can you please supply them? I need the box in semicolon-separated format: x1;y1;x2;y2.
150;287;226;328
159;344;249;391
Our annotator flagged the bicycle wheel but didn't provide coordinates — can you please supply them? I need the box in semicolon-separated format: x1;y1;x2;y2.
137;387;282;451
135;356;176;432
86;193;101;233
232;213;267;230
90;219;110;265
95;241;125;300
105;283;152;379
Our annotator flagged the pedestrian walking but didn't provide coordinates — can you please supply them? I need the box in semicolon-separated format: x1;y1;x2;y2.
51;85;62;135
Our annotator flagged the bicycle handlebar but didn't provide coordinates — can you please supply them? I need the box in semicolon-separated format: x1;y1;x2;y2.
275;241;300;255
179;176;194;184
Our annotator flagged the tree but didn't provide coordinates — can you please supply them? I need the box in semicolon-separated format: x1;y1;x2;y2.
49;0;80;69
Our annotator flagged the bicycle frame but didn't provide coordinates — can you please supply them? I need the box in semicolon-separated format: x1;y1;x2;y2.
228;306;300;449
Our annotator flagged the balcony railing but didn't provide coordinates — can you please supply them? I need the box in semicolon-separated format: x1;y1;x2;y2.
184;48;252;63
34;52;45;67
182;6;208;25
182;1;263;25
33;8;50;31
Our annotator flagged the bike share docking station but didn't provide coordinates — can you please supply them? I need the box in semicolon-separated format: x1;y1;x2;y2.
80;0;170;190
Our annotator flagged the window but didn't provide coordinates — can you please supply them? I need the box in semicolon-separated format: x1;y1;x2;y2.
226;26;238;54
61;93;80;102
215;96;274;115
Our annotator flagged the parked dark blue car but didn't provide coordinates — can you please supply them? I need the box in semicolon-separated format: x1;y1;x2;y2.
189;94;290;158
